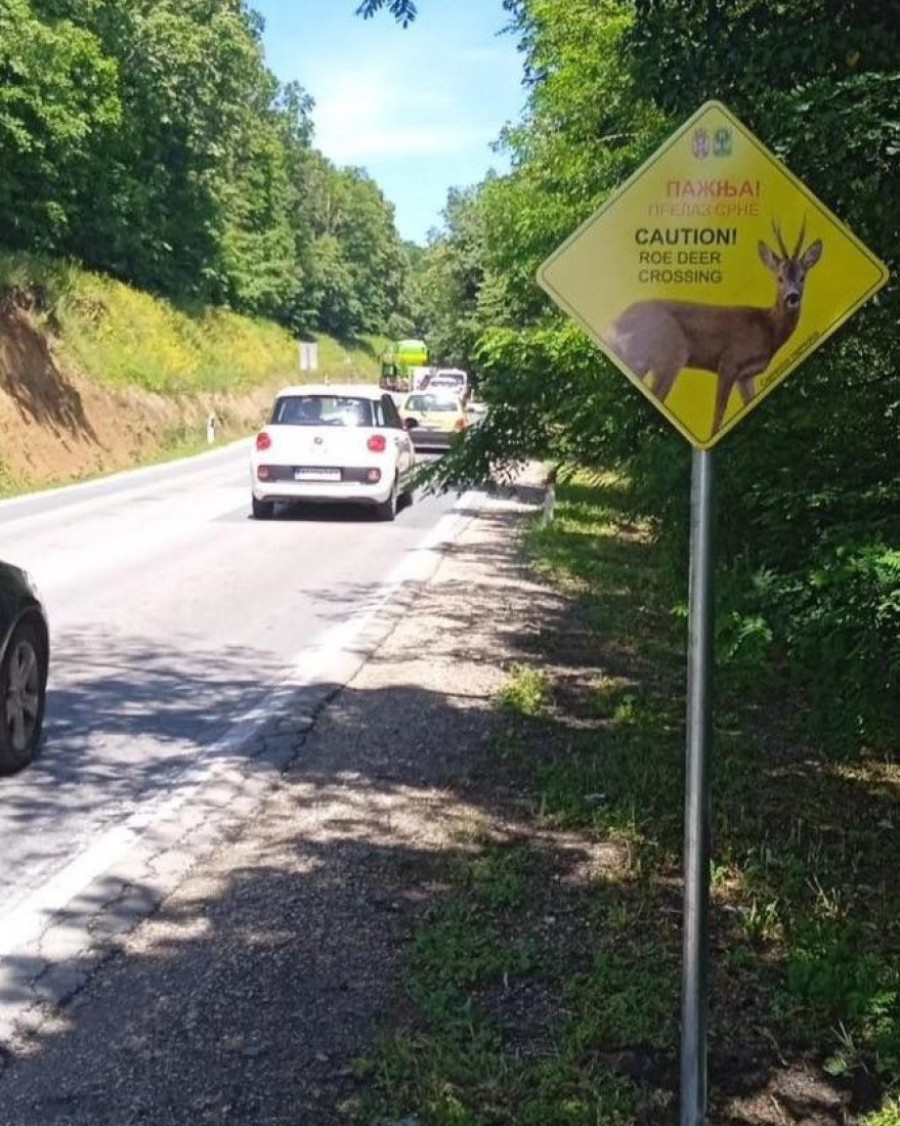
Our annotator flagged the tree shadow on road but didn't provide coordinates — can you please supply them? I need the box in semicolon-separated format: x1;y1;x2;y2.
0;502;896;1126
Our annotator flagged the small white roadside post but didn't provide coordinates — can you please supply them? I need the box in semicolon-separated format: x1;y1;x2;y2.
299;341;318;372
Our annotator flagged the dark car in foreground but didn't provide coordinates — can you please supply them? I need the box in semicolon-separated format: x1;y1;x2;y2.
0;561;49;775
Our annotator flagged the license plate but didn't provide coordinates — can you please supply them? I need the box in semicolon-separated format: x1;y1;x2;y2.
294;468;341;481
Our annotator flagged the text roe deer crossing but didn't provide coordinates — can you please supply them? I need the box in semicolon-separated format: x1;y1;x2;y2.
604;220;823;436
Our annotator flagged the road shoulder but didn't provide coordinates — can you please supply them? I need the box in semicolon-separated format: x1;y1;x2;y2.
0;474;556;1125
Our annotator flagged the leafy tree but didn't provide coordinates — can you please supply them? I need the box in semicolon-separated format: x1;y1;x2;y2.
0;0;120;251
305;233;363;337
2;0;411;339
408;0;899;746
301;154;410;336
411;187;489;368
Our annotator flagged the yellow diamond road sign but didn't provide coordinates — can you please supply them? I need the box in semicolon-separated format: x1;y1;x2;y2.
537;101;889;449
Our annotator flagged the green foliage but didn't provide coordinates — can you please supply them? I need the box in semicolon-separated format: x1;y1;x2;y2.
0;0;411;338
367;841;644;1126
526;477;900;1096
466;844;534;911
408;186;491;370
0;248;79;310
1;249;386;397
496;664;551;718
0;0;120;248
565;947;677;1052
362;479;899;1121
56;269;297;394
413;0;899;752
781;917;900;1077
356;0;418;26
862;1098;900;1126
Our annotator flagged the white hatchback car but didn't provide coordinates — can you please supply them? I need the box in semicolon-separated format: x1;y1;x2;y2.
250;384;416;521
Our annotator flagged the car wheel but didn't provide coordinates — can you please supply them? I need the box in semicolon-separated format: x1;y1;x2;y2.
0;619;47;775
375;476;399;522
252;496;274;520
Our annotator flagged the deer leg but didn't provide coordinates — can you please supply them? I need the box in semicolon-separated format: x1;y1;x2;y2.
651;363;679;402
650;339;689;404
712;367;739;435
737;377;755;406
658;332;689;402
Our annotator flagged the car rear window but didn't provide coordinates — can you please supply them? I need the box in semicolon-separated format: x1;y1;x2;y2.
271;395;376;427
405;394;459;413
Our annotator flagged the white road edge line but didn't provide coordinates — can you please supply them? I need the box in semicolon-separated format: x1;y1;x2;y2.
0;438;251;514
0;488;482;963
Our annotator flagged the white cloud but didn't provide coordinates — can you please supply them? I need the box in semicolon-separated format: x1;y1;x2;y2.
311;64;494;164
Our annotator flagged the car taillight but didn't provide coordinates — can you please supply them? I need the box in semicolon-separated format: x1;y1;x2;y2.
454;418;467;431
367;434;387;453
256;431;272;451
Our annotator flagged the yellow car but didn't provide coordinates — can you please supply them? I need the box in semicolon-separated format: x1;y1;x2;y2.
400;391;468;450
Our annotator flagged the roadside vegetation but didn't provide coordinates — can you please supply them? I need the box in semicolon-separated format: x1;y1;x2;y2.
362;477;899;1125
0;1;414;493
0;249;387;497
0;251;386;396
409;0;898;768
0;0;415;341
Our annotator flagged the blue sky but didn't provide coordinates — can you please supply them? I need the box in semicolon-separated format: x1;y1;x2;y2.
251;1;525;244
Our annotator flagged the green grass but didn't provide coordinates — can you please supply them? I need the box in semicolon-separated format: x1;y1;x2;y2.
862;1098;900;1126
496;665;551;718
0;248;386;395
361;471;900;1125
0;457;22;498
362;844;646;1126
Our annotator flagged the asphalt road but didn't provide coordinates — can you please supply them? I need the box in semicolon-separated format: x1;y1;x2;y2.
0;443;459;920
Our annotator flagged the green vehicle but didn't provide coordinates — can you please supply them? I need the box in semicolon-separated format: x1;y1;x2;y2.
380;338;430;395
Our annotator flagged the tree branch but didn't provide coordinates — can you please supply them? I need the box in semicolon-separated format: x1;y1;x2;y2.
355;0;418;27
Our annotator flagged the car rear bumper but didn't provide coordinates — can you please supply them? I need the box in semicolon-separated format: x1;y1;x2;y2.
409;429;457;450
251;468;394;506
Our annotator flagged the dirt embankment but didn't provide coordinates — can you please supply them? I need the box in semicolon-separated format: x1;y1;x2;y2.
0;294;281;490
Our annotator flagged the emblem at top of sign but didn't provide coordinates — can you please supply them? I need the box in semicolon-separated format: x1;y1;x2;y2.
537;101;889;449
692;129;710;160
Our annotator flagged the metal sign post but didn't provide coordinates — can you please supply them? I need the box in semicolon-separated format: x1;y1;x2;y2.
681;448;714;1125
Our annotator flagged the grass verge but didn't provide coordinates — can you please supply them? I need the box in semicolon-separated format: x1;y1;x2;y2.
360;473;899;1125
0;249;386;394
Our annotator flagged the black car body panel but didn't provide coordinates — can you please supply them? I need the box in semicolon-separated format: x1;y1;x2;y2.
0;560;50;774
0;561;49;686
0;561;46;648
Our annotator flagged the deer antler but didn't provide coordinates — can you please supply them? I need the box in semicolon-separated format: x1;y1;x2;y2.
772;219;790;260
792;217;807;259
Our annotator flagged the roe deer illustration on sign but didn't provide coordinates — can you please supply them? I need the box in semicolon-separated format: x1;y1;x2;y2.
604;220;823;436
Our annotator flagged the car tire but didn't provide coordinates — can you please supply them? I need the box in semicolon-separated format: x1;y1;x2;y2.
0;618;47;775
252;496;274;520
375;476;399;522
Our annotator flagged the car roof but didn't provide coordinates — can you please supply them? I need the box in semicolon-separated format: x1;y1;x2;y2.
274;383;385;400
